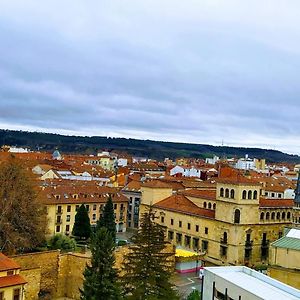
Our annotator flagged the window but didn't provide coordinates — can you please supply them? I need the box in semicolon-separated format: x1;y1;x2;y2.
56;225;60;233
93;214;96;220
13;289;20;300
179;221;182;228
271;192;275;198
220;188;224;197
260;212;264;220
114;204;117;210
203;202;207;208
93;204;97;210
213;203;216;210
202;240;208;251
67;205;71;212
86;205;90;211
170;218;174;225
161;216;164;223
242;190;247;199
196;225;199;232
225;188;229;198
66;215;70;222
7;270;14;276
279;231;283;238
276;212;280;220
208;202;212;209
66;225;70;232
230;189;235;199
287;212;291;219
278;193;282;198
187;223;191;230
248;190;252;199
76;205;79;211
253;190;258;199
56;215;61;223
57;205;62;213
205;227;208;234
282;212;286;219
0;291;3;300
234;209;241;224
168;231;174;240
266;212;270;220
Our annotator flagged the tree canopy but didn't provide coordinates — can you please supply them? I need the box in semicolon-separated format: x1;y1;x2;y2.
121;208;179;300
0;156;47;254
80;227;121;300
96;195;116;241
72;204;91;240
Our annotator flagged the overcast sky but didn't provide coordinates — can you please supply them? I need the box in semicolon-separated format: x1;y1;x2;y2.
0;1;300;154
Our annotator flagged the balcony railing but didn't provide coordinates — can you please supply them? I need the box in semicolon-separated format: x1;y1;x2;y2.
220;238;228;245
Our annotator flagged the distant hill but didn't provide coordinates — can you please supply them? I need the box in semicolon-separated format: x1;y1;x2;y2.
0;129;299;163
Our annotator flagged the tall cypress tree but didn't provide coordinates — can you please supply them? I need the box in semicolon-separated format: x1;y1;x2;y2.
72;204;91;240
121;208;179;300
96;195;116;241
80;227;121;300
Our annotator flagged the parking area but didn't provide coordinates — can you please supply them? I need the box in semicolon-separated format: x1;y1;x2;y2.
172;272;202;299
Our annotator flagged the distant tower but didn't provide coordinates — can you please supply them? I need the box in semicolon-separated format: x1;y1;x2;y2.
293;171;300;226
52;149;62;160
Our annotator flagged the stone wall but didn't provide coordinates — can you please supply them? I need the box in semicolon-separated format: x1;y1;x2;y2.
268;266;300;290
20;268;41;300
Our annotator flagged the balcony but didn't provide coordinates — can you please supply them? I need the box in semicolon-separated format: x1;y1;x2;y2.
245;240;253;249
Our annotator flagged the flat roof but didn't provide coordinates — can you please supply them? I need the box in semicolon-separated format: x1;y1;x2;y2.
205;266;300;300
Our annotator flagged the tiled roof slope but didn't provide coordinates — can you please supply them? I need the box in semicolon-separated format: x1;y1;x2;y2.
259;198;294;208
0;253;20;272
153;194;215;219
0;274;27;288
180;189;216;200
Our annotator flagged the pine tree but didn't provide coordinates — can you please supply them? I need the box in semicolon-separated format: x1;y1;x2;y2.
0;156;47;254
80;227;121;300
72;204;91;240
121;208;179;300
96;195;116;241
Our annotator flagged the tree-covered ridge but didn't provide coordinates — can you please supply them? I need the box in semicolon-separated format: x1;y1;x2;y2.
0;129;299;163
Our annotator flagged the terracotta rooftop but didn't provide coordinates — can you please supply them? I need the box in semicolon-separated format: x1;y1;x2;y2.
217;175;261;186
180;189;216;200
142;180;172;188
122;180;142;192
153;194;215;219
259;198;294;208
0;253;20;272
0;274;27;288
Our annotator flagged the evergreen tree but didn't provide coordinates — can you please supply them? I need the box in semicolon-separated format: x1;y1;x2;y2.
96;195;116;241
80;227;121;300
72;204;91;240
121;208;179;300
0;156;47;254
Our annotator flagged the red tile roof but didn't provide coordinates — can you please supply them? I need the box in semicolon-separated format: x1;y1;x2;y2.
142;180;172;188
0;253;20;272
0;274;27;288
180;189;216;200
153;194;215;219
217;175;261;186
259;198;294;208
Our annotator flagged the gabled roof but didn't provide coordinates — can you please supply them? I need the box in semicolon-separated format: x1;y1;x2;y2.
0;253;20;272
153;194;215;219
0;274;27;288
272;229;300;251
123;180;142;192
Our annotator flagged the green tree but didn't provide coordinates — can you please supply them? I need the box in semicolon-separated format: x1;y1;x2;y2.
48;234;76;252
186;290;201;300
80;227;121;300
96;195;116;241
0;156;47;254
121;208;179;300
72;204;91;240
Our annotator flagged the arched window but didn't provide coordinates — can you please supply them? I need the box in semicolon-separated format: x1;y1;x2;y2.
220;188;224;197
208;202;212;209
225;188;229;198
234;209;241;224
248;190;252;200
230;189;235;199
271;212;275;220
213;203;216;210
287;212;291;219
276;212;280;220
242;190;247;199
253;190;258;199
203;202;207;208
282;212;286;219
266;212;270;220
260;212;264;220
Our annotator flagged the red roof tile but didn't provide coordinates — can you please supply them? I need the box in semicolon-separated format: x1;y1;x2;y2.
180;189;216;200
142;180;172;188
153;194;215;219
0;274;27;288
0;253;20;272
259;198;294;208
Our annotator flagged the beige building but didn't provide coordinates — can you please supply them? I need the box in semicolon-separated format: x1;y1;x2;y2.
268;228;300;289
40;185;128;236
140;177;294;266
0;253;27;300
